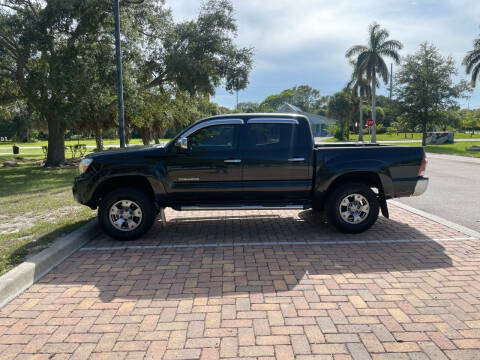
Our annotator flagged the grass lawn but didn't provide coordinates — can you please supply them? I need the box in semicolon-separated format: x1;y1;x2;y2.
380;141;480;157
0;139;170;157
0;156;95;275
0;138;170;147
423;142;480;158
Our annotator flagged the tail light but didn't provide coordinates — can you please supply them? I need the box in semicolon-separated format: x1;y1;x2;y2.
418;154;427;177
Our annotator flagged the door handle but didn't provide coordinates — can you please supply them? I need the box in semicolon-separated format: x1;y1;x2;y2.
288;158;305;162
224;159;242;163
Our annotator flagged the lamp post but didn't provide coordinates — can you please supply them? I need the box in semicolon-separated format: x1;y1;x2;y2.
113;0;126;148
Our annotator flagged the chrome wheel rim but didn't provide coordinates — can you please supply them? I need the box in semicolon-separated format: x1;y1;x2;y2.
339;193;370;225
109;200;143;232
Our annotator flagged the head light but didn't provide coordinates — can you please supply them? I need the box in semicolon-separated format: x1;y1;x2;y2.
79;158;93;174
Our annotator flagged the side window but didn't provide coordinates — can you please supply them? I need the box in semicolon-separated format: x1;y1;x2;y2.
188;124;238;151
247;123;295;153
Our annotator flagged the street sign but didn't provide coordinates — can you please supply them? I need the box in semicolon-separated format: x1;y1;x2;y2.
366;118;374;127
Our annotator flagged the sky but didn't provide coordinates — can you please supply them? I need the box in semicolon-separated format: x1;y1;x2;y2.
167;0;480;110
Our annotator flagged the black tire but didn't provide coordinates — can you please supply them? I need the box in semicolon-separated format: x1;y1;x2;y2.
327;182;379;234
98;187;156;241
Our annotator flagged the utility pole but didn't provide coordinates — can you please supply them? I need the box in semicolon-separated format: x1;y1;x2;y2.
113;0;126;148
389;63;393;99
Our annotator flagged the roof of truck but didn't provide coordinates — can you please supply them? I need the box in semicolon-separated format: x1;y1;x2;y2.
204;113;309;120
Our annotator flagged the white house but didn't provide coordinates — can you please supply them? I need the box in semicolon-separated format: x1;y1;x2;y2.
276;103;336;137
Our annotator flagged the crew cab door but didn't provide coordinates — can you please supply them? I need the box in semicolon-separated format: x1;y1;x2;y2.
164;119;244;202
241;118;312;201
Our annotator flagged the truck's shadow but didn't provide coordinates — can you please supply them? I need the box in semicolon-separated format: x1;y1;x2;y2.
32;210;456;304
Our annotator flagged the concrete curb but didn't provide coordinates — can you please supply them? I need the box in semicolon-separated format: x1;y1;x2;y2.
425;153;480;165
390;200;480;240
0;219;100;309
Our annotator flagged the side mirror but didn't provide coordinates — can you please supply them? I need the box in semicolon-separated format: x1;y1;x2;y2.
176;137;188;150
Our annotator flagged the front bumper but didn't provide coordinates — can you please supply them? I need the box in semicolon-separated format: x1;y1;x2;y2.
73;176;92;205
412;177;429;196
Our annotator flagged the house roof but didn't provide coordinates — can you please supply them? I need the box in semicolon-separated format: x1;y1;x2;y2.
276;103;336;125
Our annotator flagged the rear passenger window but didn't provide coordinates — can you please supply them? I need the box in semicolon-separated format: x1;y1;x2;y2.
247;124;295;152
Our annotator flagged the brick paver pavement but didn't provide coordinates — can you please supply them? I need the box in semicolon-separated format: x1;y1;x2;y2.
0;204;479;359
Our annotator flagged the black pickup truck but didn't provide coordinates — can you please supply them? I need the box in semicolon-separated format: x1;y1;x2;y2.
73;113;428;240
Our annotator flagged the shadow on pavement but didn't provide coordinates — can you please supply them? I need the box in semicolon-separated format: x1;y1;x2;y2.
33;210;455;304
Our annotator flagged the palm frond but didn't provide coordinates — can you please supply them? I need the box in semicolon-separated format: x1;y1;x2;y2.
374;28;389;49
471;63;480;87
462;49;480;73
379;48;401;64
376;55;389;84
368;22;381;47
345;45;368;58
381;39;403;52
473;36;480;49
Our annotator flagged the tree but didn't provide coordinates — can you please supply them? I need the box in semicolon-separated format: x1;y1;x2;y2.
462;110;480;136
395;43;471;146
463;33;480;87
436;110;461;132
327;91;354;141
259;85;321;112
346;22;403;143
236;102;259;113
0;0;254;166
346;61;371;141
392;116;410;138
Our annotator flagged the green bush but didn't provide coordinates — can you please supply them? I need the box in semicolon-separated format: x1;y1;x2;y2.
376;124;386;134
330;124;348;141
386;127;395;135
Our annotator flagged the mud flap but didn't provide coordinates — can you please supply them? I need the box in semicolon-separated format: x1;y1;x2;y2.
378;194;389;218
160;208;167;227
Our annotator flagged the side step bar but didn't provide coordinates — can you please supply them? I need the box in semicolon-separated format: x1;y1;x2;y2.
179;205;308;211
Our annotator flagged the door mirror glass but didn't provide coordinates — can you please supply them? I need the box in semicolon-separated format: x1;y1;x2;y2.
176;137;188;150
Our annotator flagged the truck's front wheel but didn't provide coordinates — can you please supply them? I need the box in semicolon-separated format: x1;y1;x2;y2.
327;183;379;233
98;187;156;241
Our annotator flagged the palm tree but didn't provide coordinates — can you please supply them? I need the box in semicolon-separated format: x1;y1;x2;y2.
346;61;372;142
463;34;480;87
346;22;403;143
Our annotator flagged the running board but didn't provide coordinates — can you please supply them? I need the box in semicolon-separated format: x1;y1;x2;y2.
179;205;308;211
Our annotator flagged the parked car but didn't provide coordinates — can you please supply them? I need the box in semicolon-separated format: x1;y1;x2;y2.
73;113;428;240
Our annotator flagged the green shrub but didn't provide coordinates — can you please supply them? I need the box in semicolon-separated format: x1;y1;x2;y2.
330;124;348;141
386;127;395;135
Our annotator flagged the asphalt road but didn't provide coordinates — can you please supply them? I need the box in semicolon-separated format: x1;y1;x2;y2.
397;154;480;232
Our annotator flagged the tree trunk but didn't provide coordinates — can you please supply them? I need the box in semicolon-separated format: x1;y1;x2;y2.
45;119;66;166
422;119;427;147
371;74;377;143
358;96;363;142
93;123;104;151
153;132;160;144
125;126;130;145
141;127;151;145
26;127;30;143
340;120;345;141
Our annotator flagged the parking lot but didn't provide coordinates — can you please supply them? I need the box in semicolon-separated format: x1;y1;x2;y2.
0;204;479;359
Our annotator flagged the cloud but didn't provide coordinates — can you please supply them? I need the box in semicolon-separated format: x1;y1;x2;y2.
168;0;480;109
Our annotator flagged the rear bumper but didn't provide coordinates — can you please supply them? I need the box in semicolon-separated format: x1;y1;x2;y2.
412;177;429;196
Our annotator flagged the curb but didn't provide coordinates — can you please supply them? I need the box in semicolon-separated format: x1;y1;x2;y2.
425;153;480;165
390;200;480;240
0;219;100;309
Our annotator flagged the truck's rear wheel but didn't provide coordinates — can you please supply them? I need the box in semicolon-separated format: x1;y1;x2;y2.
327;182;379;233
98;187;156;241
